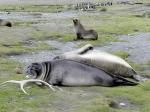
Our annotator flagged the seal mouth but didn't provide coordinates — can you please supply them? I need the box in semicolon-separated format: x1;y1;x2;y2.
25;68;37;79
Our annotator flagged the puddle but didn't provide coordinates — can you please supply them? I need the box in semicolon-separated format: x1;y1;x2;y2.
96;33;150;63
10;40;80;65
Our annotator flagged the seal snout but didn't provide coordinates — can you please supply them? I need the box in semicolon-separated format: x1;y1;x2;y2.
73;19;78;24
25;63;42;79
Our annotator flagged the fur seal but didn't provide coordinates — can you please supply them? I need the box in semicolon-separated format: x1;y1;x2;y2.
26;59;137;87
73;19;98;40
54;44;144;81
0;19;12;27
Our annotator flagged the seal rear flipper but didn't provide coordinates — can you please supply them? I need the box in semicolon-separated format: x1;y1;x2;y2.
113;76;138;86
133;75;150;82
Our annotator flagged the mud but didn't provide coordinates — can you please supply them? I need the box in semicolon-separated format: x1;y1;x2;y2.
1;2;150;112
0;11;78;21
96;33;150;63
110;96;140;110
10;40;81;64
10;32;150;68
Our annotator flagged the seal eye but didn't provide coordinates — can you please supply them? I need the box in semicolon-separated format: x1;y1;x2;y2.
26;63;42;79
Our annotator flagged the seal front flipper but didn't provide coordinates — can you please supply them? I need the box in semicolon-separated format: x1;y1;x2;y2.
53;44;93;60
68;44;93;55
78;44;93;54
113;76;138;86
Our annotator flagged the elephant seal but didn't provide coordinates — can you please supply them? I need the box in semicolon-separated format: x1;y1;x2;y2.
0;19;12;27
73;19;98;40
26;59;137;86
54;44;144;81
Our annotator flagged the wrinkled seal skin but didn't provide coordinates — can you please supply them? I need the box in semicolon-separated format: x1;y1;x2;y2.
0;19;12;27
54;44;140;81
73;19;98;40
26;59;137;87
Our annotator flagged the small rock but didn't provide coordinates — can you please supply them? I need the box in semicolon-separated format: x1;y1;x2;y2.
15;67;23;74
109;100;120;109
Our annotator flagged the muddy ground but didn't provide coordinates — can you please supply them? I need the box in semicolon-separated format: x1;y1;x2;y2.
10;33;150;65
0;0;150;112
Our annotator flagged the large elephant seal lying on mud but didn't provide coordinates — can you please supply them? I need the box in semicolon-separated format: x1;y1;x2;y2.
54;44;144;81
26;59;137;86
73;19;98;40
0;59;137;95
0;19;12;27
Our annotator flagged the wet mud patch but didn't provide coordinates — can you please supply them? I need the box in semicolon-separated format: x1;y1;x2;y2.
10;40;81;65
109;96;140;110
0;11;78;21
48;87;106;112
10;33;150;73
49;100;78;112
32;22;73;34
96;33;150;64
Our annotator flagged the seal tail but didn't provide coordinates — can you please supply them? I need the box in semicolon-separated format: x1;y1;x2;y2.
133;75;150;82
128;69;150;82
113;76;138;86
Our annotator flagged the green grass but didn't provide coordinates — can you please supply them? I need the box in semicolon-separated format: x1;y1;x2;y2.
0;5;67;13
128;61;144;71
96;15;150;34
112;51;130;60
0;2;150;112
0;42;55;56
0;26;55;56
79;13;150;34
77;34;118;47
0;57;22;73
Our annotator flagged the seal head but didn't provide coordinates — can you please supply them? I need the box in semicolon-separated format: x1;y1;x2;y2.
26;63;42;79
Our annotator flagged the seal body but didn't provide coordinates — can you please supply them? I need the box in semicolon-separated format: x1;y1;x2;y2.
26;59;137;87
54;45;137;79
73;19;98;40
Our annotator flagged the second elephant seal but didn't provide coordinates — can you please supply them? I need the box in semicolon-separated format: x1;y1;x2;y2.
54;44;144;81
